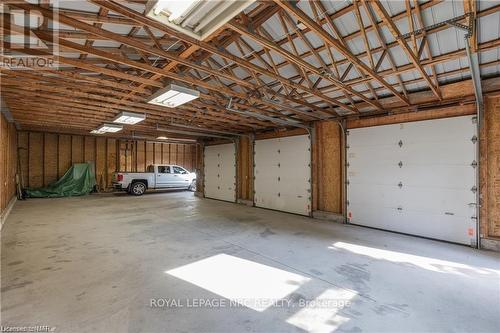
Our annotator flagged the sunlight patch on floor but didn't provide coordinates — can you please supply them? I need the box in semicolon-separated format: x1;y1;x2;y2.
286;288;355;333
166;253;310;311
331;242;499;276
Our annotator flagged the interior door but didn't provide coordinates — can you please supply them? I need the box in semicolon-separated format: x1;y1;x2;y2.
347;115;477;245
254;135;311;216
156;166;176;187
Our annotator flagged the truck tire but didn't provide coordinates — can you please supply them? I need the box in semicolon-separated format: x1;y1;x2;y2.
188;180;196;192
130;181;146;196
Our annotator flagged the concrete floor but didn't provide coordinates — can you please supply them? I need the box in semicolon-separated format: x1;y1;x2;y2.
1;191;500;333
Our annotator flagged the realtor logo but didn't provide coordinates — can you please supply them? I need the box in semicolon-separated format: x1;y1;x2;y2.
1;1;59;70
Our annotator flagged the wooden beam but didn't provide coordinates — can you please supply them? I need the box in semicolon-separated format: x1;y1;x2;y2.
371;1;442;100
274;0;410;106
88;0;357;113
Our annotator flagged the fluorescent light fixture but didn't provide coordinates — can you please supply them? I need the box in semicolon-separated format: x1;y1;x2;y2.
297;22;307;30
146;0;256;40
156;136;169;140
90;129;106;134
147;84;200;108
113;111;146;125
97;123;123;133
152;0;198;22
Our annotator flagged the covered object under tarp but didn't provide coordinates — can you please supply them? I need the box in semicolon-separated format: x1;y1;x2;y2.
25;163;96;198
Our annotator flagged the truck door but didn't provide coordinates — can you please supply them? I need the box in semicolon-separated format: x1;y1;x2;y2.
172;166;191;187
156;166;176;187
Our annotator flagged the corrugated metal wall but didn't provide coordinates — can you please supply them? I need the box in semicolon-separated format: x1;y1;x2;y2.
17;131;197;191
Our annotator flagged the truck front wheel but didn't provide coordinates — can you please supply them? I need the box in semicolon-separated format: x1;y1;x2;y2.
130;181;146;196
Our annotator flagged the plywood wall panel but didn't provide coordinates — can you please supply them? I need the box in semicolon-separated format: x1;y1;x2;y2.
119;141;127;172
154;143;162;164
322;122;342;213
17;132;28;189
7;122;17;208
0;114;17;217
58;135;71;178
162;143;170;164
16;131;197;192
107;139;116;188
184;145;192;171
71;136;84;164
136;141;146;172
28;132;43;188
119;141;134;172
481;97;500;239
237;137;253;201
146;142;154;168
169;144;177;165
95;137;106;190
43;133;58;186
84;136;95;163
179;144;185;166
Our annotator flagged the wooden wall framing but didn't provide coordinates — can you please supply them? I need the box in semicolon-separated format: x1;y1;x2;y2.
481;96;500;239
0;113;17;218
313;121;343;214
17;131;197;191
237;136;253;202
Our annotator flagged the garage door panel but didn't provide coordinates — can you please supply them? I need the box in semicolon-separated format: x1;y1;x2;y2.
349;183;401;208
401;141;475;165
204;144;236;202
348;204;401;229
275;193;310;215
349;164;402;184
254;135;311;216
347;115;477;245
402;116;475;143
348;144;400;164
400;210;475;244
349;203;475;244
399;187;475;216
401;165;475;188
348;125;403;146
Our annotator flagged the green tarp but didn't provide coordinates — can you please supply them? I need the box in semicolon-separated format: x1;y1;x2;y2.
25;163;96;198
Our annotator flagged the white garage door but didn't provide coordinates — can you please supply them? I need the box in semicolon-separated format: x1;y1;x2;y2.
347;115;477;245
254;135;311;216
204;143;236;202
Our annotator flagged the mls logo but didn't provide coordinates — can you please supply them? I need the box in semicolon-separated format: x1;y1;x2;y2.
1;1;59;70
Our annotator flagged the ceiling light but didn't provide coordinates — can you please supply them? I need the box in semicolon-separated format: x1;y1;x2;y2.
297;22;307;30
152;0;198;22
97;123;123;133
147;84;200;108
113;111;146;125
156;136;169;140
90;129;106;134
146;0;256;40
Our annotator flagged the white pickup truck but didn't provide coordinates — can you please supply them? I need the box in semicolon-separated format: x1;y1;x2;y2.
112;164;196;195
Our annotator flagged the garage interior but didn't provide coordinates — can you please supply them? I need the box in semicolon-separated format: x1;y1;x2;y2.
1;0;499;332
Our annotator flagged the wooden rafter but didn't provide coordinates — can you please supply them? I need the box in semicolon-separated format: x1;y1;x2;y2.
274;0;410;106
371;1;442;101
0;0;498;136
